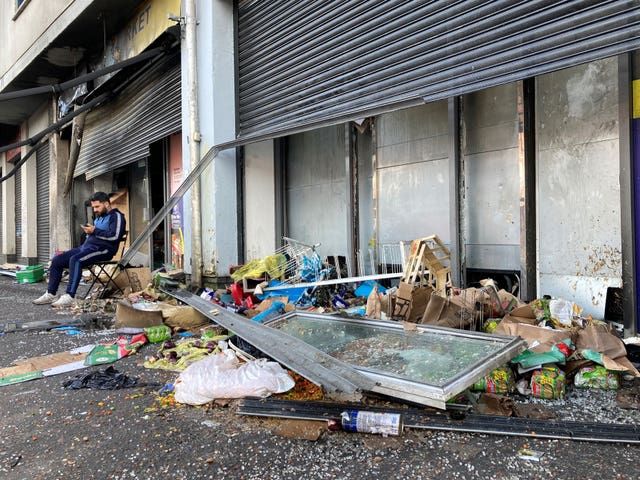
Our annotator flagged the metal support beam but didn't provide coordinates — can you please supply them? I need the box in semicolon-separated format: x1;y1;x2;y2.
346;122;358;276
448;97;462;286
274;138;287;248
238;398;640;444
518;79;537;302
618;53;637;336
163;289;375;395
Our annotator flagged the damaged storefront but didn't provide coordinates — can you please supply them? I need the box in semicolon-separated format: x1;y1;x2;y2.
236;1;640;335
71;0;184;272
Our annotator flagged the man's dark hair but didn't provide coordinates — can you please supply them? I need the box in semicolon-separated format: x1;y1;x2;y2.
89;191;111;203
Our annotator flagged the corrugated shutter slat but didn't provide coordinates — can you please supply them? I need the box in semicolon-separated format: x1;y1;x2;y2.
36;143;50;264
76;54;181;179
237;0;640;139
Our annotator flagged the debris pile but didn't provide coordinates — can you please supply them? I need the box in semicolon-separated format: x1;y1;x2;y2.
2;234;640;444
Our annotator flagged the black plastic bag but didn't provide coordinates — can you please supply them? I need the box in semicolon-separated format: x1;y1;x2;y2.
63;366;139;390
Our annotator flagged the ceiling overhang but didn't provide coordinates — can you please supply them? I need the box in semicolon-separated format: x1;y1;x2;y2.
0;0;140;126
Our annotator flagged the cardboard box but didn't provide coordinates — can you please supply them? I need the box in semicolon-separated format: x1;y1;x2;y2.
115;300;164;329
391;282;434;322
420;292;476;329
112;267;152;294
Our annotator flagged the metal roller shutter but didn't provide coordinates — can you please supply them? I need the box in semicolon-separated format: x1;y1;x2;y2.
15;165;22;258
36;142;50;264
237;0;640;139
76;54;181;179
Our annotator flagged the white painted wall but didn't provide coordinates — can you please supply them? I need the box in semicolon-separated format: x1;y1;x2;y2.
0;0;87;89
182;0;238;277
244;140;276;260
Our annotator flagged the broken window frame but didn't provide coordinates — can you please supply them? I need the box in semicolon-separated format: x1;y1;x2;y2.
266;311;527;409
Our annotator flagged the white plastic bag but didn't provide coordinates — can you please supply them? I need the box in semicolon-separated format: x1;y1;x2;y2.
173;349;295;405
549;299;574;326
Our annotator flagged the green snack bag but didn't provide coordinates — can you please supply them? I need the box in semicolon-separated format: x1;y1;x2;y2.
530;366;565;399
574;365;619;390
144;325;172;344
471;366;515;394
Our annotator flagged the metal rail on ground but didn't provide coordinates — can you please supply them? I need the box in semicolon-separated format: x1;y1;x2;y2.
237;398;640;444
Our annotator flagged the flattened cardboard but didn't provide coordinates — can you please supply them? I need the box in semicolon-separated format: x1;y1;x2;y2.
115;300;164;329
576;323;627;360
493;318;575;353
0;349;91;385
420;292;475;329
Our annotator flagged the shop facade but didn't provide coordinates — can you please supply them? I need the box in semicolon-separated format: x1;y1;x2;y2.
232;1;640;332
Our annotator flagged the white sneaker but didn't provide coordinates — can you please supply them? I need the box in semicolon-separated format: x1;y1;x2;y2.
33;292;57;305
51;293;75;307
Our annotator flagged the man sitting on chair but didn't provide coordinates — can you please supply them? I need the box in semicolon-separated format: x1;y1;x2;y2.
33;191;127;307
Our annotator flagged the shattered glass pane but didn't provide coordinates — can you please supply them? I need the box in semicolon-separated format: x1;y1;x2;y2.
269;314;514;388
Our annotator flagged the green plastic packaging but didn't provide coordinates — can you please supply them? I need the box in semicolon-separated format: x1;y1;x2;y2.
574;365;619;390
144;325;172;344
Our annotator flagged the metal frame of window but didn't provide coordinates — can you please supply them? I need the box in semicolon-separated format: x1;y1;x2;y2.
266;311;527;409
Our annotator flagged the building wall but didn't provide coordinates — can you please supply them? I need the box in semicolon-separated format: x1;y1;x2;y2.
376;101;450;245
0;0;76;87
537;57;621;319
462;83;521;272
187;0;238;277
286;125;348;258
244;140;276;260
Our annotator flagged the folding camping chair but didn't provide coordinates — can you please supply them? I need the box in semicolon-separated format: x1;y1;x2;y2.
83;231;129;299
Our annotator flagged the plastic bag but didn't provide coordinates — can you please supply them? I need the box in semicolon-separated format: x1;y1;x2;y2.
549;299;574;326
574;365;619;390
63;366;138;390
471;366;515;394
173;350;295;405
230;254;287;281
530;366;565;399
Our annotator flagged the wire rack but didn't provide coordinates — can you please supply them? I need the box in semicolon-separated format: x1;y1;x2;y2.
267;236;322;285
356;241;411;276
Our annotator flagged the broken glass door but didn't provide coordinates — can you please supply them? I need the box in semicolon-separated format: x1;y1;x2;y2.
266;312;526;409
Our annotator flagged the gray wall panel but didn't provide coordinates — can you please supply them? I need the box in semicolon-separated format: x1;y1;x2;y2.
464;149;520;247
537;58;619;149
537;58;621;318
376;102;450;246
462;83;520;271
377;158;450;245
286;125;348;258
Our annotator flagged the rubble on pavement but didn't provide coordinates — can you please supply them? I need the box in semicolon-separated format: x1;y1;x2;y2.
3;235;640;442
